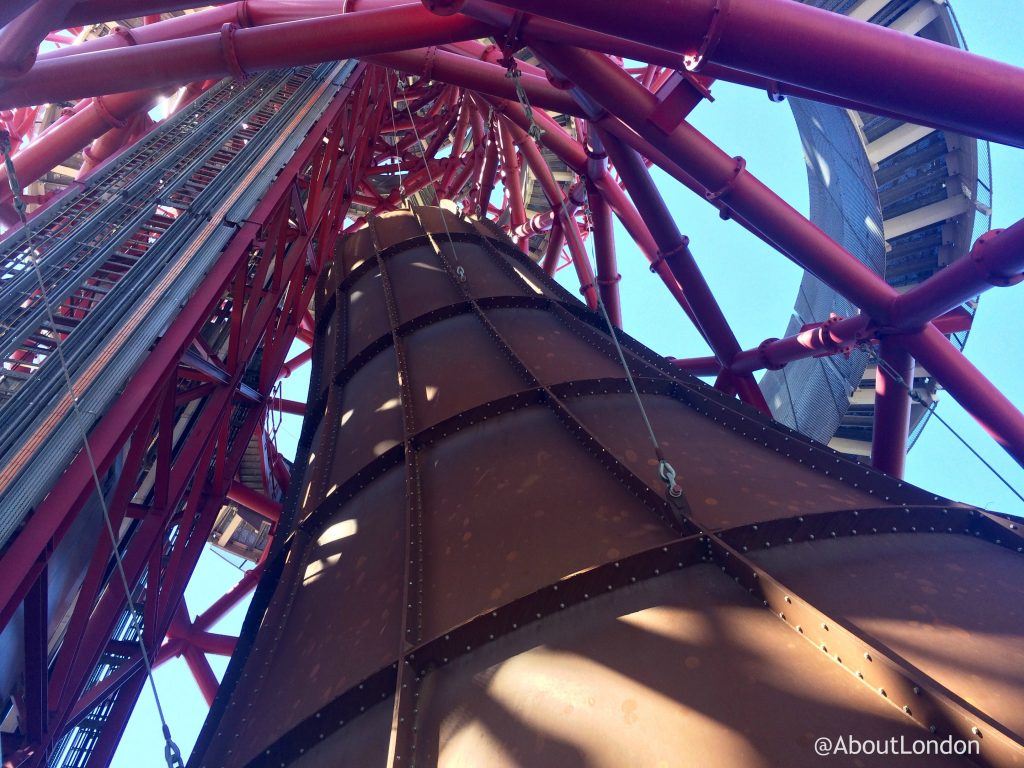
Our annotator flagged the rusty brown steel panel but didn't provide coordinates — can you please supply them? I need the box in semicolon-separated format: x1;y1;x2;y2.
387;245;465;324
291;698;395;768
345;267;392;362
322;349;403;490
192;207;1022;768
751;533;1024;737
566;392;881;529
415;564;967;768
485;306;629;384
418;404;674;639
201;470;407;766
403;314;527;430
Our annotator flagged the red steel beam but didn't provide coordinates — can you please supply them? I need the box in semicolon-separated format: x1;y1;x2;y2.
226;481;282;524
534;44;901;320
457;0;1024;148
587;184;622;328
183;644;221;707
598;128;769;414
0;90;161;208
871;339;914;478
499;112;598;309
365;48;582;116
902;326;1024;467
0;6;492;110
0;0;79;79
2;68;376;764
888;221;1024;331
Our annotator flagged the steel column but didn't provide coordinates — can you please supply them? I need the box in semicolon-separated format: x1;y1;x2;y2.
871;338;914;478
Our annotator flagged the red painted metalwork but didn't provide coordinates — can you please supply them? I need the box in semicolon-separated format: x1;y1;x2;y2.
871;339;915;479
469;0;1024;148
0;1;1020;764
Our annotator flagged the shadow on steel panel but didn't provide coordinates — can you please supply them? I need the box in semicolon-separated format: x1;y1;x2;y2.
190;207;1024;768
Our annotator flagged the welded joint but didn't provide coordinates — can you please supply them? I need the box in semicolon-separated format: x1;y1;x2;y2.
235;0;254;28
971;228;1023;287
92;96;128;130
649;236;690;273
420;46;439;81
112;26;138;47
683;0;732;72
220;23;249;83
755;337;784;371
596;273;622;286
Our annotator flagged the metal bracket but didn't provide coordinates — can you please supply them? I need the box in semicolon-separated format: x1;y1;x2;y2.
649;237;690;273
704;155;746;202
683;0;731;72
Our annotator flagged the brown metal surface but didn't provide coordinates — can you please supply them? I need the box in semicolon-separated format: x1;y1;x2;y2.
191;207;1024;767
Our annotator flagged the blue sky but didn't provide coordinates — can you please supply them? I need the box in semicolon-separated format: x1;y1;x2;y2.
109;5;1024;764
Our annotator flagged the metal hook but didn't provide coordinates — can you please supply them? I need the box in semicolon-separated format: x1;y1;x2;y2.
165;739;185;768
659;460;683;498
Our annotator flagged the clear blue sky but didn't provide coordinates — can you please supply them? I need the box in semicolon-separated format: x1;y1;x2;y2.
110;5;1024;764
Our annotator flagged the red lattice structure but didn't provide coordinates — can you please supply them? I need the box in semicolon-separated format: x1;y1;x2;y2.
0;2;1020;766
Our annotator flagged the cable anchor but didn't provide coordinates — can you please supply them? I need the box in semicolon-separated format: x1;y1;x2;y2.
659;459;683;499
164;726;185;768
504;58;543;142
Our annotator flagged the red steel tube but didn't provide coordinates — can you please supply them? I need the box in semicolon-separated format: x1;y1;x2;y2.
541;221;565;276
481;92;704;333
588;186;622;327
61;1;231;28
0;7;492;110
871;339;914;478
0;0;79;78
226;481;282;523
366;48;582;116
500;114;598;309
0;89;160;206
476;126;500;216
888;220;1024;332
183;644;220;707
728;315;871;376
536;44;901;321
278;346;313;379
0;0;38;29
598;127;769;413
465;0;1024;148
497;119;526;235
902;325;1024;469
44;1;411;62
191;565;262;634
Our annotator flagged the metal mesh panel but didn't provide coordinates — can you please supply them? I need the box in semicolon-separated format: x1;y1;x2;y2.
759;97;881;443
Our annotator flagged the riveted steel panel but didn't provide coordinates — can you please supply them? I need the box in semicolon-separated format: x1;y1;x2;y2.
565;392;881;529
418;404;674;639
194;208;1020;768
751;533;1024;736
415;565;968;768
